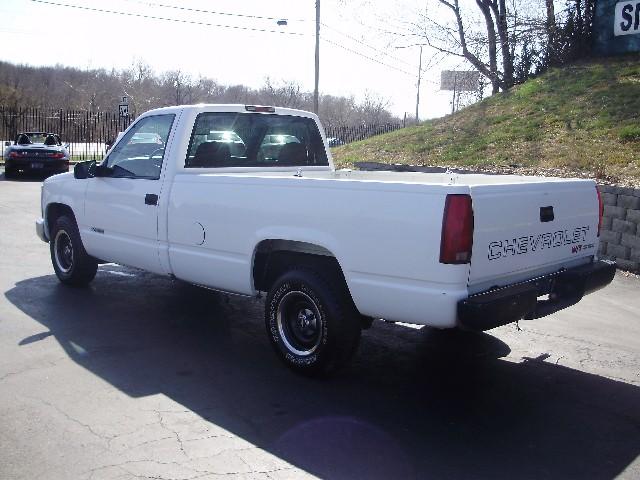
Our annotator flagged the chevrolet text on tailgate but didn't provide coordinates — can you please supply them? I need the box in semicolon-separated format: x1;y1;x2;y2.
35;104;616;376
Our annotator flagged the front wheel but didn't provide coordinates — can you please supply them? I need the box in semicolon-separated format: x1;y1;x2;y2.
50;215;98;286
265;267;361;377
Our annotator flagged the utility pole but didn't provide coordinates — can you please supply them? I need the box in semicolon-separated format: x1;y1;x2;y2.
451;73;458;115
313;0;320;114
415;45;422;123
396;44;425;123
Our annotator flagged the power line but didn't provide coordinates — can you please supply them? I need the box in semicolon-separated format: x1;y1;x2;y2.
30;0;442;84
321;23;416;69
320;37;414;77
119;2;429;90
30;0;309;36
321;24;445;81
322;36;441;85
121;0;312;23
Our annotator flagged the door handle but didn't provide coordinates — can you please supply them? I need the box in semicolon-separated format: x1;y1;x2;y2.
145;193;158;206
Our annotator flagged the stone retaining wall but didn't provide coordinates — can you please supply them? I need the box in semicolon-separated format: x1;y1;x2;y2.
598;185;640;272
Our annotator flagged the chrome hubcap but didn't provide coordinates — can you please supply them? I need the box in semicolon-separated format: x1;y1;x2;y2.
277;291;323;356
54;230;74;274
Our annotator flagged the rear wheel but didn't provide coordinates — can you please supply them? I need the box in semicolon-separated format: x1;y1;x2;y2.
50;215;98;286
265;267;361;377
4;166;15;179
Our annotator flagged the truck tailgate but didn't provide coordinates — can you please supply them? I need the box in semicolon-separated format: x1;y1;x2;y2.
468;180;599;291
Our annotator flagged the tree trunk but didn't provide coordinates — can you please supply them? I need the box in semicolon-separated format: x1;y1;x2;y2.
440;0;502;93
476;0;500;93
575;0;584;35
488;0;513;90
545;0;556;63
497;0;513;89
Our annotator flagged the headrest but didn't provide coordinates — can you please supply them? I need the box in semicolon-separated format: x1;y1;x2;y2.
191;141;231;167
278;142;306;165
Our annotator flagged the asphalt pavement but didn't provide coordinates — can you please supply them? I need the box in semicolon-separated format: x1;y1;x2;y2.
1;173;639;480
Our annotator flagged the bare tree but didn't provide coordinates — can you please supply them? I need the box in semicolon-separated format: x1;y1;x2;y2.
356;91;394;125
415;0;515;92
0;60;401;127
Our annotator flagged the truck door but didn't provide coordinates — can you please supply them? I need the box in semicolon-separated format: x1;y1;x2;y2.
82;114;176;274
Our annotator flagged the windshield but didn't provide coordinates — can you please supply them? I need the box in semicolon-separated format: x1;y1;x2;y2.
15;133;61;145
27;133;48;144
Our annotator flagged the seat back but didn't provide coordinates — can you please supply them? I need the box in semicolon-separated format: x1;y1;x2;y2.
190;141;231;167
278;142;307;165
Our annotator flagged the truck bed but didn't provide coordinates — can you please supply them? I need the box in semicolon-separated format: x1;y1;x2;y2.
212;169;585;186
168;167;599;325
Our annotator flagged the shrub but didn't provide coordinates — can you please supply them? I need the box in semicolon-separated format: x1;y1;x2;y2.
619;125;640;142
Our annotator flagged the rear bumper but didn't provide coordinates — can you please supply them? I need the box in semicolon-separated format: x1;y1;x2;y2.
6;158;69;173
458;259;616;331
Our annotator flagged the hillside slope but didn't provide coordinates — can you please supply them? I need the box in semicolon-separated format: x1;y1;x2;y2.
332;55;640;186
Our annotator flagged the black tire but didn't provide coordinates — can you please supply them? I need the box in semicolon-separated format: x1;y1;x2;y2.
265;267;361;377
50;214;98;286
4;167;15;179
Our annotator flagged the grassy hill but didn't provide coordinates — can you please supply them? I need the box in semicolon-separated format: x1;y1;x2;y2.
332;55;640;186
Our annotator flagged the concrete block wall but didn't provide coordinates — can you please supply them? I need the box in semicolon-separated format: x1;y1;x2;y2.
598;185;640;272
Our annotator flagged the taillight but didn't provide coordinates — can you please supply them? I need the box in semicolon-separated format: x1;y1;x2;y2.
440;194;474;264
596;187;603;237
48;152;65;159
9;151;18;158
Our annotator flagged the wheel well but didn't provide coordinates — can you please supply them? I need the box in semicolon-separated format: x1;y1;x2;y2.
253;240;373;328
253;240;344;292
46;203;75;237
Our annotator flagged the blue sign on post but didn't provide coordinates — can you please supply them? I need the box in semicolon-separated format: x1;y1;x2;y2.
593;0;640;55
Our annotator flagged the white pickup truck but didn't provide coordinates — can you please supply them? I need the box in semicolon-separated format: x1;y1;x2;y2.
36;104;615;375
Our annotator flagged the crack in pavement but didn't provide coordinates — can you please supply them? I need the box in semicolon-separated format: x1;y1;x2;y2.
26;395;115;443
156;411;190;459
82;456;296;480
0;357;66;382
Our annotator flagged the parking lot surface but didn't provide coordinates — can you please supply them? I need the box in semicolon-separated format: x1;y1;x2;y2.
1;174;639;480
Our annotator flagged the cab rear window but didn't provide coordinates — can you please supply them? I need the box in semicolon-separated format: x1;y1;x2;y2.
185;113;328;168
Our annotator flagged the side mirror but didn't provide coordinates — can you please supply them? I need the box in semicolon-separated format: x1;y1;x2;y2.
64;143;70;149
73;161;96;179
4;141;10;147
93;164;113;178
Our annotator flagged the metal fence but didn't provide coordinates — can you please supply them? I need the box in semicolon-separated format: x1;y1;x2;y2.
0;107;136;161
1;107;405;161
325;123;404;146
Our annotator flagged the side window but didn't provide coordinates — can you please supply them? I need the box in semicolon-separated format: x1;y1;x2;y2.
105;114;175;179
185;113;328;168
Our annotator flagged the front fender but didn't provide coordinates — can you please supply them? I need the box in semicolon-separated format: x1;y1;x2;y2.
42;173;88;239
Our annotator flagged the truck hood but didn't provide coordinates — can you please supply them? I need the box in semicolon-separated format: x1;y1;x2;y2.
44;171;74;184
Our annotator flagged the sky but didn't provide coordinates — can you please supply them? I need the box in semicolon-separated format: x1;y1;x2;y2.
0;0;472;119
